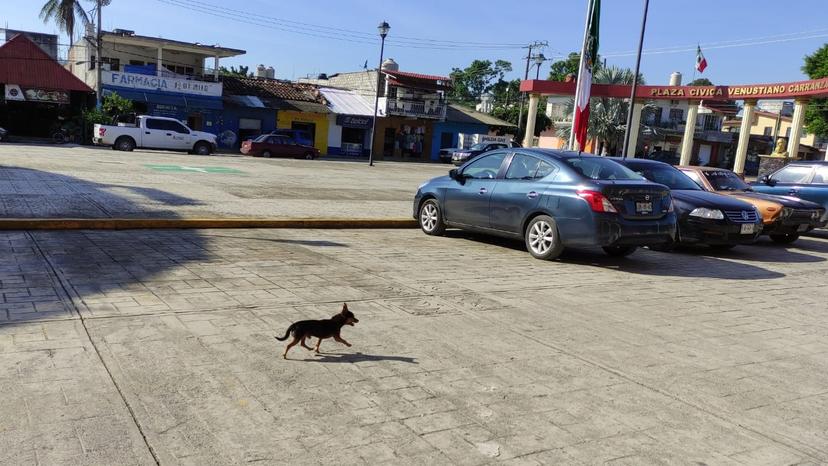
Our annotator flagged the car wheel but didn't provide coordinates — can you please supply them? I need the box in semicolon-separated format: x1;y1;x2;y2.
115;136;135;152
602;246;637;257
525;215;564;260
304;152;315;160
770;233;799;244
193;142;211;156
262;150;272;158
418;199;446;236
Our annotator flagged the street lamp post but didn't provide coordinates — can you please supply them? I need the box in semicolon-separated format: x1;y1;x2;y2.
369;21;390;167
534;53;546;80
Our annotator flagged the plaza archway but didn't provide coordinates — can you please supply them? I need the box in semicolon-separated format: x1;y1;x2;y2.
519;77;828;174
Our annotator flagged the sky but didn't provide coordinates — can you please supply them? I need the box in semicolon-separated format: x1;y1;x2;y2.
4;0;828;86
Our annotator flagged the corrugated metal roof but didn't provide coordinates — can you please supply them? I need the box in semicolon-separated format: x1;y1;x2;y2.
445;104;515;127
319;87;375;116
0;34;93;92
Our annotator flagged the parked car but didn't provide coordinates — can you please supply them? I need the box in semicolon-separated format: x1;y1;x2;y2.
240;134;319;159
752;161;828;226
614;158;762;250
0;126;7;142
93;116;217;155
678;166;825;244
451;141;521;166
438;147;459;163
270;129;313;147
414;149;677;260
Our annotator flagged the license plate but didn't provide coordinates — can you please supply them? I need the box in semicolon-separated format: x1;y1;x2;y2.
797;224;809;232
635;202;652;214
740;223;755;234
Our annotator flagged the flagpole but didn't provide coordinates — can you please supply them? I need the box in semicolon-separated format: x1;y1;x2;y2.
621;0;650;159
569;0;595;151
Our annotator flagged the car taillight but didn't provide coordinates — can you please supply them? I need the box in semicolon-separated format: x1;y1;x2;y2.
98;127;106;137
577;190;618;213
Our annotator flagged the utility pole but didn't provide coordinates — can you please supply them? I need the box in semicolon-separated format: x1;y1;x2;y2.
96;0;102;108
621;0;649;158
517;41;547;143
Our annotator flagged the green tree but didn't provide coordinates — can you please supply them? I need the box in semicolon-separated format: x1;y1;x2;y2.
490;100;552;138
803;44;828;137
557;66;646;154
449;59;512;105
219;65;251;77
82;92;134;128
688;78;713;86
39;0;90;46
547;51;602;82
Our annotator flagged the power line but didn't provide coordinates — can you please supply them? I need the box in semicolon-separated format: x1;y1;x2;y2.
602;31;828;58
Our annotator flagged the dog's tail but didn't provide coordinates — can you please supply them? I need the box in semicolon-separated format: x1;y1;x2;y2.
274;323;296;341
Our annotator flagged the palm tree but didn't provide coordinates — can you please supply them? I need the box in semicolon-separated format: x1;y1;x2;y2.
40;0;91;46
557;66;648;154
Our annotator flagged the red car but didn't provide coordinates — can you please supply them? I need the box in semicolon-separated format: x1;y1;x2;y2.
240;134;319;159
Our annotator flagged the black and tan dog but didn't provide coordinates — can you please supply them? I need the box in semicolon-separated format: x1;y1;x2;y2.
275;303;359;359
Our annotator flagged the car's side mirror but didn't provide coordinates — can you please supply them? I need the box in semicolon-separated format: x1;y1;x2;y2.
449;169;464;183
760;175;776;186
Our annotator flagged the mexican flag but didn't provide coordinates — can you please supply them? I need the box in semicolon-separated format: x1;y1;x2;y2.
695;45;707;73
573;0;600;151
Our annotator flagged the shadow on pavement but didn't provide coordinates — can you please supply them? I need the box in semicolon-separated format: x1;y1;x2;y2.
444;230;786;280
0;167;210;325
202;234;348;248
302;352;418;364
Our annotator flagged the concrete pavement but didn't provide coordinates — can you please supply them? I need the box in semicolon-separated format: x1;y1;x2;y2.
3;227;828;464
0;144;446;219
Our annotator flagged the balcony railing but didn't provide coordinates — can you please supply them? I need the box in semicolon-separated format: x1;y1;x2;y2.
380;97;446;120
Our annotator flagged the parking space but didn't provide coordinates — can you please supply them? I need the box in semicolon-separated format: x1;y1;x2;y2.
2;227;828;464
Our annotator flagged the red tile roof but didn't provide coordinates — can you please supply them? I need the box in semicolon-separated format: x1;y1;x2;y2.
222;76;326;103
383;69;450;82
0;34;93;92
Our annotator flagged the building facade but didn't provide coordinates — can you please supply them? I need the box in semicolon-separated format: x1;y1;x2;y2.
68;29;245;133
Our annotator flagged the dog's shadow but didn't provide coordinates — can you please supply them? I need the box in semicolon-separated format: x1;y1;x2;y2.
299;352;417;364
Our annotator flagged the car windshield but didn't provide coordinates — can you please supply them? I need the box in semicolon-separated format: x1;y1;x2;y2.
564;157;645;181
253;135;269;142
469;143;488;151
632;164;701;190
703;170;751;191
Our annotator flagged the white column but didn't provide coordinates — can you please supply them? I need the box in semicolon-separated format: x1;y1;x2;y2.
824;143;828;161
523;93;540;147
626;100;644;158
157;47;163;76
733;100;756;176
786;99;807;159
213;55;219;81
679;101;699;165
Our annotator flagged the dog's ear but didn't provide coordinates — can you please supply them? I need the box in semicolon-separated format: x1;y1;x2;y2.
341;302;349;313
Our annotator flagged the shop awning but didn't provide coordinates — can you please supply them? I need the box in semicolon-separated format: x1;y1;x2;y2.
183;95;222;110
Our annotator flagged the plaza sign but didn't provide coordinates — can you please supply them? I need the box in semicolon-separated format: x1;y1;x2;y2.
102;71;222;97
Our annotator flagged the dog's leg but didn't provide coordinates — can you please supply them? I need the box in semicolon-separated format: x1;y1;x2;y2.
283;336;301;359
315;338;322;354
333;333;352;347
301;336;314;351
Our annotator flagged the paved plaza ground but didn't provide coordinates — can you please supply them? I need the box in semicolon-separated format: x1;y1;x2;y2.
1;144;828;464
0;144;446;219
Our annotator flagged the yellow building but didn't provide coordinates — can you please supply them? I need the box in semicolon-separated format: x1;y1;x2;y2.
722;109;818;157
276;103;330;155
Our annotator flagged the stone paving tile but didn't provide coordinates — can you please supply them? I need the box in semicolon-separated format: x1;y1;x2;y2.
3;227;828;463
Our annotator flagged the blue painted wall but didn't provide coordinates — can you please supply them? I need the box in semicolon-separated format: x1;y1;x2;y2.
431;122;489;161
217;106;277;150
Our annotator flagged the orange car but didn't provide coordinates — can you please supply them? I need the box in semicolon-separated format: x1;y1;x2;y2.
678;166;825;243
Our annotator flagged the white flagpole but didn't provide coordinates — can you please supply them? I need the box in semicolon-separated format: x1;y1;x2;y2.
569;0;595;151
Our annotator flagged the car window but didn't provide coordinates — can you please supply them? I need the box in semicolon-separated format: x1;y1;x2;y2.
771;165;813;184
145;118;165;130
463;152;507;179
703;170;751;191
633;165;701;190
469;143;488;151
682;170;704;187
812;166;828;184
564;157;645;181
266;136;281;144
505;154;543;180
170;121;189;134
253;134;269;142
535;160;556;179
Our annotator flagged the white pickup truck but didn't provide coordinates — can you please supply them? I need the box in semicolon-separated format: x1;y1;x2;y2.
93;115;217;155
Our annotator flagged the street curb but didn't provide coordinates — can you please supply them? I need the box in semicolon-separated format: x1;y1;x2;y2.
0;218;419;230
